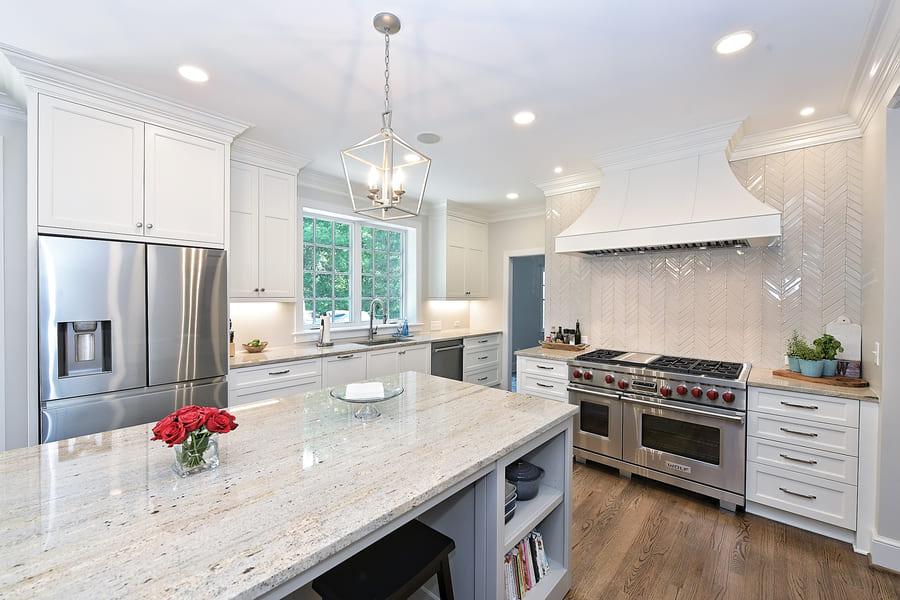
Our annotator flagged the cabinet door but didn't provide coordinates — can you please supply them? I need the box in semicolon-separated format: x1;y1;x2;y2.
464;220;487;297
323;353;368;387
258;168;297;298
229;162;260;297
144;125;226;245
38;95;144;235
446;217;467;298
366;348;399;378
398;344;430;374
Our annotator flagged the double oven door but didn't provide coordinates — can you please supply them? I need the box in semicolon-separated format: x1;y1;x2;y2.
622;394;746;495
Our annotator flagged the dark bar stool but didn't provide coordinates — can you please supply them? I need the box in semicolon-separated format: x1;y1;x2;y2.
312;519;455;600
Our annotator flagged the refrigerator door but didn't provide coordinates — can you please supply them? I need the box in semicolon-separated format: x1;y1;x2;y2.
39;236;146;401
40;377;227;443
147;245;227;385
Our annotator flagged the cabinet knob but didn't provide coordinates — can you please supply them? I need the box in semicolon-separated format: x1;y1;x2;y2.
136;222;143;228
260;288;265;292
253;288;259;292
146;223;153;229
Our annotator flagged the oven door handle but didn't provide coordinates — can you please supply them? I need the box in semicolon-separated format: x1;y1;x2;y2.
566;384;619;401
621;395;745;424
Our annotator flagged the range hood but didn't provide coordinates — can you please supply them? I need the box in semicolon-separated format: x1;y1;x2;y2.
555;121;781;255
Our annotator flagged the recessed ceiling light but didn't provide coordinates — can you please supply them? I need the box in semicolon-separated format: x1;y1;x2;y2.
513;111;536;125
178;65;209;83
506;192;519;200
416;132;441;144
800;106;815;117
715;31;755;55
553;166;563;174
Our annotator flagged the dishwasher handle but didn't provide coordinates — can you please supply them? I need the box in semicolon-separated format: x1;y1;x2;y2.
432;345;464;353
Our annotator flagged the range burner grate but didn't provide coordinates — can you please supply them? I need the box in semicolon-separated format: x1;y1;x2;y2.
649;356;743;379
576;348;626;362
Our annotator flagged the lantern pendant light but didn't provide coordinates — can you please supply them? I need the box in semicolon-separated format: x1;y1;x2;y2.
341;12;431;221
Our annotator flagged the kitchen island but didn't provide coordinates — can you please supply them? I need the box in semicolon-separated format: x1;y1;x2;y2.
0;372;576;599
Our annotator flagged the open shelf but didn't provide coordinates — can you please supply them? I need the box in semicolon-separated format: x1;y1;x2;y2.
504;485;564;552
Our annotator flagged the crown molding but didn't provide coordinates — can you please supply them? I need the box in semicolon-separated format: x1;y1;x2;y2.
0;92;25;122
0;44;251;142
298;168;347;197
729;114;862;161
846;0;900;132
483;204;545;223
590;119;746;171
231;137;311;174
532;169;604;197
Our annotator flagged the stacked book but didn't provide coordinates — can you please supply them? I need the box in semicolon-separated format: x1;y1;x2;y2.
504;529;550;600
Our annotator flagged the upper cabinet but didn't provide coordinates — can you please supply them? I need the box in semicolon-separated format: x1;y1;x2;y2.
428;210;488;300
37;95;229;247
228;139;309;301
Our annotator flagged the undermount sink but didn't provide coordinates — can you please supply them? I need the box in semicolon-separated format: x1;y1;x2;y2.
352;338;410;346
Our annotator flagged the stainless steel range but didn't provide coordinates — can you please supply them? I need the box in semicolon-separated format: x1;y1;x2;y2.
567;349;751;511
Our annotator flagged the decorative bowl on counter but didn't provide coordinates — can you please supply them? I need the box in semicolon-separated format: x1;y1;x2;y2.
241;341;268;353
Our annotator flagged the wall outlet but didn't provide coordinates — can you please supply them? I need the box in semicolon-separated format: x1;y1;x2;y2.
431;320;442;331
453;320;461;327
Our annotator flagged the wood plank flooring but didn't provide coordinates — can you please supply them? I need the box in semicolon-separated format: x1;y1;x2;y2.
565;461;900;600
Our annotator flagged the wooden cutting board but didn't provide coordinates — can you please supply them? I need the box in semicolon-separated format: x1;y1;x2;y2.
539;341;588;351
772;369;869;387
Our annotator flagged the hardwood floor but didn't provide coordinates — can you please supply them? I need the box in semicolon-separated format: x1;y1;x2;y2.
565;461;900;600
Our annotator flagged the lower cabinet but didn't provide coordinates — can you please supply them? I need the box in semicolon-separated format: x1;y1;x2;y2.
746;386;860;532
516;356;569;402
323;352;368;388
366;343;432;378
229;358;322;406
464;333;501;387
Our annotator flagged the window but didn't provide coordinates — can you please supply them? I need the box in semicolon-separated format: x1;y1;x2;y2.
301;213;408;328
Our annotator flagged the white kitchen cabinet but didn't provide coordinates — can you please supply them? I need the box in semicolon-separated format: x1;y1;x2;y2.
38;95;145;236
746;386;860;532
366;343;431;378
516;355;570;402
229;160;297;299
428;209;488;299
37;95;228;246
228;358;321;406
464;334;501;387
323;352;368;387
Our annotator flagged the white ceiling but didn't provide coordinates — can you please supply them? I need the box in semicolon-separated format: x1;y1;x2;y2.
0;1;885;216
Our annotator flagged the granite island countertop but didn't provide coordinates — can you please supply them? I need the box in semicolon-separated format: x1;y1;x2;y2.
0;371;575;599
230;328;502;369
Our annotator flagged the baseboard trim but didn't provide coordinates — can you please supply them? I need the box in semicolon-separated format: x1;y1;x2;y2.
870;534;900;572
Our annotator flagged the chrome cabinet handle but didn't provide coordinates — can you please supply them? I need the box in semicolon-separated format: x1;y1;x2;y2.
478;355;489;360
779;453;818;465
398;351;406;355
536;382;554;388
536;364;553;370
780;427;818;437
779;487;816;500
781;401;818;410
477;376;488;381
433;345;464;353
478;339;489;343
622;395;746;424
268;369;289;376
336;354;355;359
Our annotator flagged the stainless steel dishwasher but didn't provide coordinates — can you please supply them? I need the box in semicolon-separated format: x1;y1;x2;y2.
430;338;464;381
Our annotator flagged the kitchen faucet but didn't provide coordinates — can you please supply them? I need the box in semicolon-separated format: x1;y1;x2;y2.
368;298;387;340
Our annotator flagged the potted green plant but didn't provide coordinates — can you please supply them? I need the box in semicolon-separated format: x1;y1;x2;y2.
785;330;806;373
813;334;844;377
796;341;824;377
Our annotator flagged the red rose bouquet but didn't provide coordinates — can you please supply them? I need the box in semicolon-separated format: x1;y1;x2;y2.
152;405;238;475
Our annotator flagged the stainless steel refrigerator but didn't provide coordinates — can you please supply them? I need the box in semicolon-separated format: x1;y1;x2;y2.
38;236;228;443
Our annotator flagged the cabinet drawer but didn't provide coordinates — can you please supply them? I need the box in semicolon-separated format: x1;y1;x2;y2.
746;462;857;529
230;359;321;391
464;333;500;348
748;412;858;456
519;357;568;380
519;373;568;402
463;345;500;369
748;387;859;428
747;437;858;485
229;377;321;406
464;364;500;387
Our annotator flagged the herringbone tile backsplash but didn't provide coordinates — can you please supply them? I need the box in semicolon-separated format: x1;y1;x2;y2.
545;140;863;368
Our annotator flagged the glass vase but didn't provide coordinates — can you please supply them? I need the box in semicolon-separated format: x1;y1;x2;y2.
172;432;219;477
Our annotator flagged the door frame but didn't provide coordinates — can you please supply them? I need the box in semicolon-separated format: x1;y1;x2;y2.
502;247;544;391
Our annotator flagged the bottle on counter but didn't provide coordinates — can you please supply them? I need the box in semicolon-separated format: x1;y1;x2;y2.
556;325;564;342
574;320;582;345
550;325;557;342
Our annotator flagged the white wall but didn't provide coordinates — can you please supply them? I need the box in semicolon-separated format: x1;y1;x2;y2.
0;106;27;450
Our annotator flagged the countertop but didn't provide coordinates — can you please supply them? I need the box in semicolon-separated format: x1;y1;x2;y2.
0;371;575;599
230;328;502;369
514;345;591;361
747;367;880;402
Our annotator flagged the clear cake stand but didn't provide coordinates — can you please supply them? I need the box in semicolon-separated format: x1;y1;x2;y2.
329;384;404;421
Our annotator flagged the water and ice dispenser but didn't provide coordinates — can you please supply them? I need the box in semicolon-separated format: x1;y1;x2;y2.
57;320;112;377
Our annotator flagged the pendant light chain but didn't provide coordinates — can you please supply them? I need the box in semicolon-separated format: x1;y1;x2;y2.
383;30;391;113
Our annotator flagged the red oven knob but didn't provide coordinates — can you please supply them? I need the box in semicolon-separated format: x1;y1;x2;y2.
691;387;702;398
583;371;593;381
707;389;719;400
722;392;735;403
676;385;687;395
660;386;672;397
618;380;628;390
573;369;582;379
605;375;615;384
